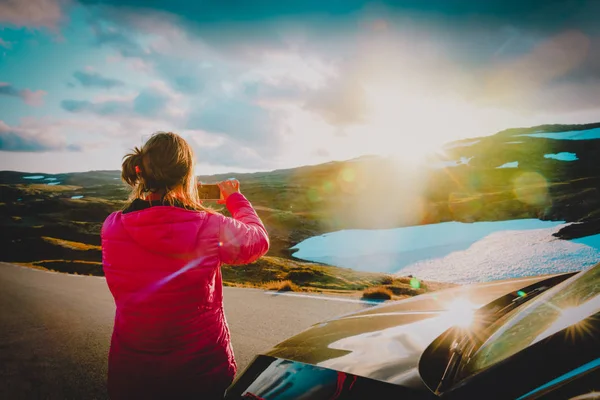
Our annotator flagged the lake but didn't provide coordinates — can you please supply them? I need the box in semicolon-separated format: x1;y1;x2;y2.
290;219;600;284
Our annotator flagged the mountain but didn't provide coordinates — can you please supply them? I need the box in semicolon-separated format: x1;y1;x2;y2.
1;121;599;284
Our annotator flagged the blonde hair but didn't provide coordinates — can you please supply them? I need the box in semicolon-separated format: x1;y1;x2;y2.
121;132;216;213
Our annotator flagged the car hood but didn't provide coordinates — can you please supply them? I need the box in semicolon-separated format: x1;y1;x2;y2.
263;273;572;387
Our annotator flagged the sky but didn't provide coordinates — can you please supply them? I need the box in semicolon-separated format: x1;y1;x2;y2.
0;0;599;174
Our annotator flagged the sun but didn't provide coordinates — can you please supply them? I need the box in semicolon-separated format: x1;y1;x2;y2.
361;84;480;165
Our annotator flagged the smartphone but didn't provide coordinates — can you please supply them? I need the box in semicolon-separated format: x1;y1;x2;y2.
197;184;221;200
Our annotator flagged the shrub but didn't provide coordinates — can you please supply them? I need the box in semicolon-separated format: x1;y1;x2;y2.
285;268;324;282
379;275;394;285
386;284;422;296
362;286;393;300
265;280;299;292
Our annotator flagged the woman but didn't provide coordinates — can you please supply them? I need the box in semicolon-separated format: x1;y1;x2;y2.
101;132;269;399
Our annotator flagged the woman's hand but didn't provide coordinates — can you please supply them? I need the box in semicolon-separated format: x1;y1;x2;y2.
217;179;240;204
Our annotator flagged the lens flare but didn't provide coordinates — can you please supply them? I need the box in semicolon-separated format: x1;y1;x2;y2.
533;295;600;344
341;168;355;183
446;298;477;328
513;172;550;206
337;167;362;195
307;187;321;202
448;192;484;218
410;277;421;289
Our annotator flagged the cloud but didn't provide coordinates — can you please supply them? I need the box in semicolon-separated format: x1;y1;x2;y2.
241;73;369;127
187;98;277;143
20;89;47;106
0;0;67;30
313;148;330;158
530;80;600;114
185;130;278;170
61;81;185;120
89;19;150;59
88;15;219;95
77;0;596;33
77;0;600;67
72;70;125;89
61;98;130;115
83;12;345;152
304;77;368;126
66;0;600;173
133;87;171;116
243;80;307;105
0;38;11;49
0;83;47;106
478;30;600;112
0;120;82;152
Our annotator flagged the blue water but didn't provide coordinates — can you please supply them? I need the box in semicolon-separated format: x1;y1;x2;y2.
517;127;600;140
47;182;61;186
292;219;564;268
71;195;84;199
23;175;45;180
44;177;58;181
291;219;600;283
544;152;578;161
572;234;600;250
497;161;518;168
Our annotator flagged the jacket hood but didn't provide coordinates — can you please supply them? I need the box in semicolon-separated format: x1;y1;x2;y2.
115;206;210;257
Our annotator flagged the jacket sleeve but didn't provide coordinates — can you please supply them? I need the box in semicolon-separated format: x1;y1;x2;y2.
218;192;270;265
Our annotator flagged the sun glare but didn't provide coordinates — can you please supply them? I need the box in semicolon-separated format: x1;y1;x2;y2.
533;295;600;344
445;298;477;329
361;85;475;165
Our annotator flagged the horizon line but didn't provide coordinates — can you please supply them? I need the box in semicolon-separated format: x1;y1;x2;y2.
0;154;385;176
2;120;599;176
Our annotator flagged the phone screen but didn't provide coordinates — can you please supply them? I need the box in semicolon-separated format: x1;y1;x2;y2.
198;184;221;200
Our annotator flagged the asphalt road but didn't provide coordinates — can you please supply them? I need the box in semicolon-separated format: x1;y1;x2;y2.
0;262;373;399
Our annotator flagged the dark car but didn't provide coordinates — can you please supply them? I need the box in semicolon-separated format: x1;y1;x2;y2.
224;263;600;399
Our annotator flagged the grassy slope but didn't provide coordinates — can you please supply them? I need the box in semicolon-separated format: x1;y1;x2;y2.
0;181;451;298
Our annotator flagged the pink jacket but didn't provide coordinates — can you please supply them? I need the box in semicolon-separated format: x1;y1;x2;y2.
101;192;269;399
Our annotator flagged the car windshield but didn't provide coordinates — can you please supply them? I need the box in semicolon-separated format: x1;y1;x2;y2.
463;263;600;376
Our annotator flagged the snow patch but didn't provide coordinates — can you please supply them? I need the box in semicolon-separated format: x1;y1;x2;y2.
517;127;600;140
399;226;599;284
497;161;518;169
544;152;578;161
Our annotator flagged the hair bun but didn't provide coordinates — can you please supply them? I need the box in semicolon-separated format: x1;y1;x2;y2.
121;147;144;186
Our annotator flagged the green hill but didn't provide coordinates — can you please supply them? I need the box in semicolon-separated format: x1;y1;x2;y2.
1;121;599;296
